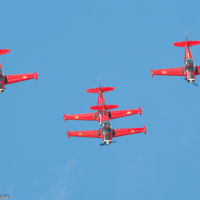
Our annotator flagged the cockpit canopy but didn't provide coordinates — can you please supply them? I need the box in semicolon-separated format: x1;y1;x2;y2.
185;59;194;67
185;65;194;72
100;120;111;128
102;127;112;134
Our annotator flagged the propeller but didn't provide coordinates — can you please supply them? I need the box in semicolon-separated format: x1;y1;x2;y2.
99;143;106;146
184;78;198;86
193;82;198;87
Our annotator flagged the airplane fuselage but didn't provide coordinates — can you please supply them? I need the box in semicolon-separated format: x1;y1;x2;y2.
0;75;5;93
183;44;198;83
97;92;113;145
184;58;196;83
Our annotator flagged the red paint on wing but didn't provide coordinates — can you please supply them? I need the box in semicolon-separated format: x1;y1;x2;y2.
109;107;142;119
5;72;38;84
151;67;185;76
113;126;146;137
63;113;97;122
67;130;101;138
0;49;10;55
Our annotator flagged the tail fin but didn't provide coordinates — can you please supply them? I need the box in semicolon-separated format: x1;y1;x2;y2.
0;49;10;55
173;41;200;47
90;104;118;110
86;87;114;93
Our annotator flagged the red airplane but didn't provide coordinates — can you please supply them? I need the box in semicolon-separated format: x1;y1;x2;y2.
0;49;38;93
64;87;146;145
151;36;200;84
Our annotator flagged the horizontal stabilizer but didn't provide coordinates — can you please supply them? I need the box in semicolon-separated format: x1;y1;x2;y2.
0;49;10;55
86;87;114;93
90;104;118;110
173;41;200;47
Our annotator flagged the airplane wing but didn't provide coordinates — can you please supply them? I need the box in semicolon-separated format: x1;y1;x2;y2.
151;67;185;77
64;113;97;122
0;49;10;55
67;130;101;138
5;72;38;84
109;108;141;119
113;126;146;137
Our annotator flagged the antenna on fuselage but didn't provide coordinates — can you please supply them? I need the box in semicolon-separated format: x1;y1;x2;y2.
185;32;189;48
185;32;188;42
97;77;101;89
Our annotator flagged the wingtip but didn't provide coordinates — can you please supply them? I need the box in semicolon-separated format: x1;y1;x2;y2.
63;114;67;122
139;107;142;116
144;126;146;134
35;72;38;80
151;69;154;77
67;130;70;138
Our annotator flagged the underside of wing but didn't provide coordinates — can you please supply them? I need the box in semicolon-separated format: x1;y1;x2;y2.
113;126;146;137
5;72;38;84
67;130;101;138
109;108;141;119
151;67;184;77
64;113;97;121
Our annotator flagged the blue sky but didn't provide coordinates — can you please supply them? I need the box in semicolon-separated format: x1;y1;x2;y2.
1;0;200;199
